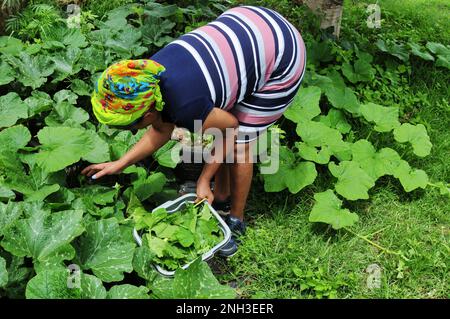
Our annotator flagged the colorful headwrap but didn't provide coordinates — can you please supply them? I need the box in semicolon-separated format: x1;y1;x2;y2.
91;59;166;126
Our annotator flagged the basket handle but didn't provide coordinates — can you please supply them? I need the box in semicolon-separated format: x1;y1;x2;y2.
151;193;198;213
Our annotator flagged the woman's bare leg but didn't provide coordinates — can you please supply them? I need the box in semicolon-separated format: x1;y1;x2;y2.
230;142;254;221
213;163;231;202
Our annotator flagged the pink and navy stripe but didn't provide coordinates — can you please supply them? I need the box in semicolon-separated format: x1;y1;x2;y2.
152;6;306;142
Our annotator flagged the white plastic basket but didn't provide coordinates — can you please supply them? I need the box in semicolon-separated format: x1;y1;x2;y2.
132;193;231;277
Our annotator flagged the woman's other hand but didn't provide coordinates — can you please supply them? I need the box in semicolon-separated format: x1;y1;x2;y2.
81;160;127;180
196;178;214;204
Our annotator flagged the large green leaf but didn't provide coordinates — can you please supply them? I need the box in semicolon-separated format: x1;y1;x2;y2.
70;185;120;218
0;155;60;201
26;267;107;299
309;190;359;229
376;39;410;61
351;140;403;180
133;172;167;201
42;27;88;49
74;218;135;283
101;5;132;30
24;91;53;118
105;26;147;58
0;201;22;237
63;28;88;48
54;89;78;105
153;140;182;168
152;258;236;299
79;46;109;73
45;101;89;127
0;92;29;128
34;127;94;172
0;61;15;85
318;71;360;115
5;52;55;89
0;36;24;55
306;40;334;65
284;86;322;123
3;153;64;200
426;42;450;56
342;52;375;83
1;208;84;262
318;109;351;134
143;2;178;18
71;197;124;220
77;273;108;299
1;254;32;298
132;245;158;281
360;103;400;132
393;123;432;157
110;129;146;160
408;43;434;61
51;47;83;82
296;142;331;165
426;42;450;69
70;79;92;96
295;120;352;161
305;72;333;88
82;130;111;163
28;44;43;54
141;20;175;48
329;161;376;200
0;152;34;195
261;146;317;193
0;125;31;151
435;55;450;69
326;88;360;115
393;161;429;192
107;285;149;299
296;120;342;147
24;184;61;202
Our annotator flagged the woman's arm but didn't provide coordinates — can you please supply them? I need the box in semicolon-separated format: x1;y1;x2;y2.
121;122;174;167
81;121;174;179
196;108;239;203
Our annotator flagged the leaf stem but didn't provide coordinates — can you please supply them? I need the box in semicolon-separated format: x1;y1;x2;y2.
194;198;207;207
427;182;449;188
366;226;389;238
344;227;403;258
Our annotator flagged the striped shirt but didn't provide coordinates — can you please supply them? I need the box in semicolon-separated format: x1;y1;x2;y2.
152;5;306;140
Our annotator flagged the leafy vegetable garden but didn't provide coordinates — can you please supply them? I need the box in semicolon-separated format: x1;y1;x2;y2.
0;0;449;299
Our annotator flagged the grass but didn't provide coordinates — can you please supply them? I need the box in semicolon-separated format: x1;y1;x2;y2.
216;0;450;298
343;0;450;44
221;182;449;298
377;0;450;43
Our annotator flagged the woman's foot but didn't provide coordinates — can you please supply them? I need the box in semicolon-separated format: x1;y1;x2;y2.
218;215;246;258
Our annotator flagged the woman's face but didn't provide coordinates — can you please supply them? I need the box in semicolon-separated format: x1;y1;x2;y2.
132;109;159;129
112;109;158;131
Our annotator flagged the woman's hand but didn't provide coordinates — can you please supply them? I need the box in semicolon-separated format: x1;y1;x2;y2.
81;122;174;181
196;178;214;204
81;160;127;180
